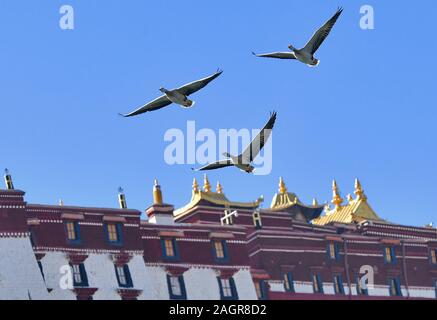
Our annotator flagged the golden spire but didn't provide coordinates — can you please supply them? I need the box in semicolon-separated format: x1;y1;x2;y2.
192;178;199;193
279;177;287;194
354;178;367;201
331;180;344;208
203;174;211;193
313;198;319;207
347;194;354;203
216;181;223;194
153;179;163;205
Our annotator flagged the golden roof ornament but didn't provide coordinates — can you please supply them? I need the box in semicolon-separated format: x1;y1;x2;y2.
153;179;163;205
313;198;319;207
203;174;211;193
347;194;354;203
331;180;344;208
354;178;367;201
192;178;199;193
279;177;287;194
216;181;223;194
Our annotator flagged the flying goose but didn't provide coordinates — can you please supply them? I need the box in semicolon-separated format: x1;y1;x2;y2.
193;112;277;173
253;7;343;67
119;69;223;117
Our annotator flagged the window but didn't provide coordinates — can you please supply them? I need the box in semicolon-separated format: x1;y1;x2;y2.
430;249;437;265
161;238;179;260
384;246;396;264
254;280;267;300
312;274;324;294
218;277;238;300
434;280;437;299
356;274;369;296
65;221;81;244
105;223;122;245
327;242;340;261
388;277;402;297
115;264;133;288
167;275;186;300
212;240;228;262
333;275;345;295
283;272;295;293
71;263;88;287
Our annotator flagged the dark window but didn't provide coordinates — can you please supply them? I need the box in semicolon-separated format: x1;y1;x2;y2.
161;238;179;260
283;272;295;293
333;275;345;295
212;240;229;262
71;263;89;287
104;223;123;245
65;221;81;244
434;280;437;299
218;277;239;300
167;275;186;300
430;249;437;265
384;246;397;264
312;273;324;294
327;242;340;261
356;274;369;296
388;277;402;297
115;264;133;288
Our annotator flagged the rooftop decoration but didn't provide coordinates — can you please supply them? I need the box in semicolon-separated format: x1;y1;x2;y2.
174;174;263;217
312;179;383;225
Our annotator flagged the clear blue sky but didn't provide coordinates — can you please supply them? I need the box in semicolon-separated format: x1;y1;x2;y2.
1;0;436;226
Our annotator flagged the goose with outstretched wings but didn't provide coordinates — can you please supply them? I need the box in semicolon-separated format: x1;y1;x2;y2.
193;112;277;174
120;70;223;117
253;8;343;67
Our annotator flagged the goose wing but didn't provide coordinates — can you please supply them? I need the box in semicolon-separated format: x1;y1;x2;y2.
252;51;296;60
119;95;172;117
303;7;343;55
176;69;223;97
241;111;277;163
192;159;234;171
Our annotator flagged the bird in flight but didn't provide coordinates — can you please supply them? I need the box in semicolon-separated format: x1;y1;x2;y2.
193;112;277;174
119;69;223;117
253;7;343;67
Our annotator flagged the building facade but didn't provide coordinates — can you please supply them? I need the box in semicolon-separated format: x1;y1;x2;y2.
0;171;436;300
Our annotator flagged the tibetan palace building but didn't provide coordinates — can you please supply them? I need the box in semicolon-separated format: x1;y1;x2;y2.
0;171;436;300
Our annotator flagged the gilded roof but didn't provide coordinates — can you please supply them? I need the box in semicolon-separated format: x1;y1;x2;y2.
270;177;323;212
312;179;384;226
174;175;263;217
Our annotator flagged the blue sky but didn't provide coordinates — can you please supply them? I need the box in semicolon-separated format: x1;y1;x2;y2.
1;0;436;226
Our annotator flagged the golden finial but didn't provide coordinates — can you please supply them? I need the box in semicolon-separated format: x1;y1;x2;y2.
331;180;343;208
347;194;354;203
203;174;211;193
216;181;223;194
279;177;287;194
192;178;199;193
153;179;163;205
313;198;319;207
354;178;367;201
